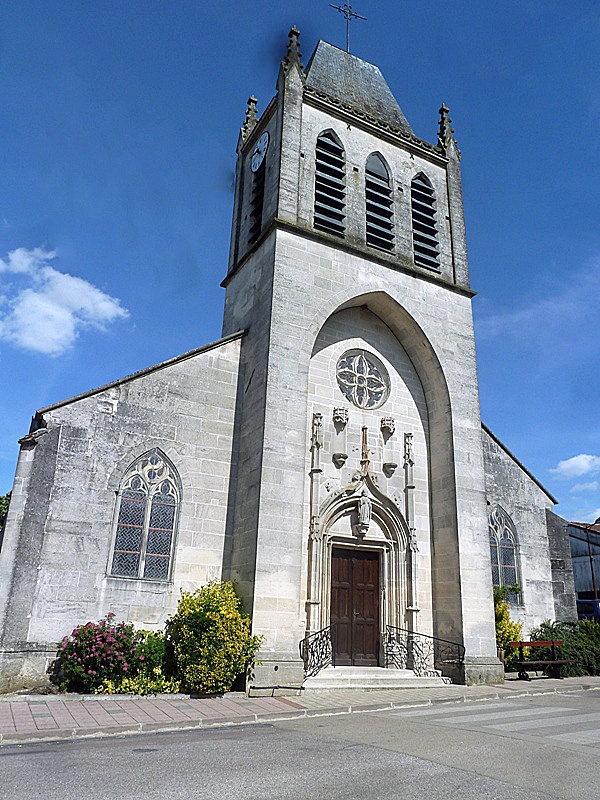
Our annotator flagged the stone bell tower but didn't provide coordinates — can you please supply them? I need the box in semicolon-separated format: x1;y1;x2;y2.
222;28;502;689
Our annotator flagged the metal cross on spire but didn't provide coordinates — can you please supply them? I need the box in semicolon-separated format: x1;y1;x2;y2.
330;2;367;53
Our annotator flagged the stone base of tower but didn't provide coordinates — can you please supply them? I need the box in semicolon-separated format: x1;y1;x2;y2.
459;655;505;686
247;652;305;696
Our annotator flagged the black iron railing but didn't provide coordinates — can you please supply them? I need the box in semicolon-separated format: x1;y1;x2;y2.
299;624;337;678
385;625;465;679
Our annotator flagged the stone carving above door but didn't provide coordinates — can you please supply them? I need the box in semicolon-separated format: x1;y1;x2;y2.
332;407;349;427
332;452;348;468
380;416;395;436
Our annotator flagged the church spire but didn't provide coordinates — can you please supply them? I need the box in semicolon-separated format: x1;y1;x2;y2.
283;26;303;71
437;104;460;159
241;95;258;142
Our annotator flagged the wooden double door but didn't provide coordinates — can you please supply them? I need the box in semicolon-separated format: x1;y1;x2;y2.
330;548;380;666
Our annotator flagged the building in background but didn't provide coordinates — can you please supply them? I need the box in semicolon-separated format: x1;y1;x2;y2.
568;520;600;601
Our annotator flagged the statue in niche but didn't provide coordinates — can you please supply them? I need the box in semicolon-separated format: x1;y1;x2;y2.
357;489;372;533
311;412;323;449
404;431;414;467
409;529;419;552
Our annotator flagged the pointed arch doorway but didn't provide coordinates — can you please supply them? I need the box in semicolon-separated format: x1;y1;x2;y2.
331;547;380;666
306;470;418;671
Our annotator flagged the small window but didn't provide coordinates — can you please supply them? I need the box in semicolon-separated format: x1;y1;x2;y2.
489;504;520;603
365;153;393;252
314;131;346;237
110;450;180;581
411;173;439;269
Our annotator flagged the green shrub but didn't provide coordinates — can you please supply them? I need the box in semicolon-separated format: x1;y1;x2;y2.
96;667;180;695
52;583;261;695
165;581;262;695
93;630;179;695
0;493;9;529
50;613;145;693
494;586;524;671
530;619;600;677
137;630;167;675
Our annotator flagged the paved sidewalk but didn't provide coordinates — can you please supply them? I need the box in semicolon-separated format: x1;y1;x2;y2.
1;675;599;746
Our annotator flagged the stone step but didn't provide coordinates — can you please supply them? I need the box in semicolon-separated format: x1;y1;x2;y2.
303;666;449;691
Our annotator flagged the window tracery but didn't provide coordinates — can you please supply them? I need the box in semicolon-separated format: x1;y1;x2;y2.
336;349;390;409
488;504;520;602
110;450;180;581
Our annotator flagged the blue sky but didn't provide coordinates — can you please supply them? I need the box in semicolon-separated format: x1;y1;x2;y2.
1;1;599;522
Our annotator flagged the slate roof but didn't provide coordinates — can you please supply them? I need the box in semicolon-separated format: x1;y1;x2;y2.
304;40;413;134
569;521;600;534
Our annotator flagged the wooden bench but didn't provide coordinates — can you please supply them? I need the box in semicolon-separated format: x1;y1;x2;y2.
508;640;575;681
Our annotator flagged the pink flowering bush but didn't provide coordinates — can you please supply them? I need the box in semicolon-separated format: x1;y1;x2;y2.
50;614;146;693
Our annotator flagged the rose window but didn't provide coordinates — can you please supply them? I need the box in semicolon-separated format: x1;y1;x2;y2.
336;350;390;409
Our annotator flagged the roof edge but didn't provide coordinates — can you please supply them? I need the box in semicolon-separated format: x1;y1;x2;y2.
37;330;246;415
481;422;558;505
568;521;600;532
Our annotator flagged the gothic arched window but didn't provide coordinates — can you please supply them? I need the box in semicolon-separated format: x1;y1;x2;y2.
314;131;346;237
110;449;180;581
365;153;394;252
488;505;520;602
411;172;440;269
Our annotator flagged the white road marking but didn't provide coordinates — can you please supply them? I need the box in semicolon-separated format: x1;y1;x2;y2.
549;728;600;745
489;712;600;732
397;702;509;717
401;705;569;725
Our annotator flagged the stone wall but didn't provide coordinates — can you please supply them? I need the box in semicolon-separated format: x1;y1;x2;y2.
481;426;558;633
0;334;243;691
546;510;577;622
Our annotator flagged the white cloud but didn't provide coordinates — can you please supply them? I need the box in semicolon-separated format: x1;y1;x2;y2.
571;481;600;493
0;246;54;275
580;508;600;524
551;454;600;478
0;247;128;356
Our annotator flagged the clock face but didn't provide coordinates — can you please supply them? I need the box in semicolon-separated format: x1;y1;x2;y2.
251;131;269;172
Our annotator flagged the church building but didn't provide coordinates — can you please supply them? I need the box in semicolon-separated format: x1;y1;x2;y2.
0;29;576;693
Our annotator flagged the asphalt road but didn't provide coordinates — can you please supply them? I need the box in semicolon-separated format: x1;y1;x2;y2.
2;691;599;799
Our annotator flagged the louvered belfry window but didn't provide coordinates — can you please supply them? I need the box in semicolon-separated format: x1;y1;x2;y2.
411;173;440;269
365;153;394;252
314;132;346;237
248;160;266;245
110;450;180;581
